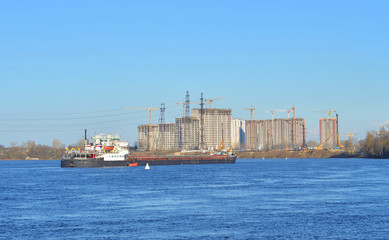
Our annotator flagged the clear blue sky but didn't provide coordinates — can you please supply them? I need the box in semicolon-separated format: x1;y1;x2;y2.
0;0;388;147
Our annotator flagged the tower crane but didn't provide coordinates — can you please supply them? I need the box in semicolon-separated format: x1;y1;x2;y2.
285;109;292;119
245;105;256;149
314;108;337;118
122;106;159;151
265;110;276;121
265;109;292;120
176;100;200;117
347;133;357;145
205;97;226;108
292;105;296;144
340;132;358;149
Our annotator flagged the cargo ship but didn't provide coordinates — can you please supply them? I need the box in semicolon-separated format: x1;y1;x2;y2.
61;133;236;168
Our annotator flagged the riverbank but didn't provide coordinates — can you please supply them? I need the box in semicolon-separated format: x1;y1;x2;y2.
139;149;362;159
235;149;361;159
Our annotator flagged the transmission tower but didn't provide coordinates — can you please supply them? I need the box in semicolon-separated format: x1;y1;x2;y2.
159;103;166;124
185;91;190;117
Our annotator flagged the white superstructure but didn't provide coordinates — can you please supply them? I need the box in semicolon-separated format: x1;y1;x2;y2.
63;133;129;161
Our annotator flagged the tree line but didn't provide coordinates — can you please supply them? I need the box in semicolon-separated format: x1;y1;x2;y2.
360;127;389;158
0;139;82;160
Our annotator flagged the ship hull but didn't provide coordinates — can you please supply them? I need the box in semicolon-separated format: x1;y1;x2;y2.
61;158;104;168
60;159;133;168
61;155;236;168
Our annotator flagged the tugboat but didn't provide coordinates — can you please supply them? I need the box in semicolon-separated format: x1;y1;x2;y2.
61;133;130;168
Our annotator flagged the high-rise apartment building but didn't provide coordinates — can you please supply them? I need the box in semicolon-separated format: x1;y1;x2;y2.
137;124;176;151
175;117;199;150
319;118;337;149
231;119;245;150
192;108;232;150
245;118;305;150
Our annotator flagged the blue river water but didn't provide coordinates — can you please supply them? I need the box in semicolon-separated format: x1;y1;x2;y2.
1;158;389;239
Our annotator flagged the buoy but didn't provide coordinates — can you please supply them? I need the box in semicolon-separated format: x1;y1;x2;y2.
145;163;150;170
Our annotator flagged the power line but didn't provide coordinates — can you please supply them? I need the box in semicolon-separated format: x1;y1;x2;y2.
0;110;146;121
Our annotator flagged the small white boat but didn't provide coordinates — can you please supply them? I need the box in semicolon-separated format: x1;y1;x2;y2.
145;163;150;170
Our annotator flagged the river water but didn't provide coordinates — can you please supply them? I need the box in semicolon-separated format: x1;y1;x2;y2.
1;158;389;239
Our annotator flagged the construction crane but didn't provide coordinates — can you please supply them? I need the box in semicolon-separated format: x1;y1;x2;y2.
285;109;292;119
265;110;275;121
340;132;358;149
218;135;232;152
314;108;337;118
123;107;159;151
336;133;344;148
347;133;357;147
245;105;256;149
292;105;296;144
347;133;357;150
317;130;332;150
265;109;292;120
205;97;226;108
314;108;339;148
176;100;200;117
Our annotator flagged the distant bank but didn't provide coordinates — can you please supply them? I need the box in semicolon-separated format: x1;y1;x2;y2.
236;150;361;159
150;149;362;159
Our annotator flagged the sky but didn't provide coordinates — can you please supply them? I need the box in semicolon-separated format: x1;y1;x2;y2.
0;0;388;147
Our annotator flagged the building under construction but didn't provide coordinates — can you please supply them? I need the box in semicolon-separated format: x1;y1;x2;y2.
244;118;305;150
231;119;245;150
137;124;177;151
175;117;199;150
319;118;338;149
137;113;306;151
192;108;232;150
137;108;232;151
135;92;309;152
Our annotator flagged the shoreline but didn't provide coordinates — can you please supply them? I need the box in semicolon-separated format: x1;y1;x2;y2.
235;149;362;159
0;150;365;161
